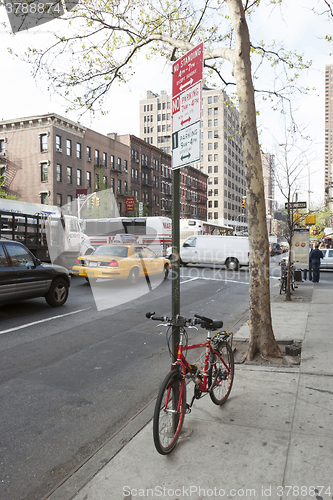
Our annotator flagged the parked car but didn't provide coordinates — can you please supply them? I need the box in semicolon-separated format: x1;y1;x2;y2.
320;248;333;269
167;235;250;271
0;239;70;307
72;243;171;284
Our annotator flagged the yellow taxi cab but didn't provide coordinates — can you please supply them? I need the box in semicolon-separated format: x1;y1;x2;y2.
72;242;171;285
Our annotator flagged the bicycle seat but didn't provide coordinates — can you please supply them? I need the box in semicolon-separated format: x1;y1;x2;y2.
201;319;223;331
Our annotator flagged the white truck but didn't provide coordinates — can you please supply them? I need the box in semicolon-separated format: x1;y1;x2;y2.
0;199;94;268
167;234;250;271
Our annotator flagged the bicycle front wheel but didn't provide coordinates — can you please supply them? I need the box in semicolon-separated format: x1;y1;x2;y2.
209;341;234;405
153;368;186;455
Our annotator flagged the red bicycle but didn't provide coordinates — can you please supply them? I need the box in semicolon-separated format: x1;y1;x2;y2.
146;312;234;455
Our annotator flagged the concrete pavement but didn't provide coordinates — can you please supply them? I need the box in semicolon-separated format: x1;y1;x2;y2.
47;278;333;500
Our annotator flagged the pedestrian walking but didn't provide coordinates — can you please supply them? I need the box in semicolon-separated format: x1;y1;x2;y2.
309;243;324;283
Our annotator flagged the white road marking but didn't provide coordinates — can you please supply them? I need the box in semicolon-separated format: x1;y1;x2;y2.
181;276;250;285
0;308;91;335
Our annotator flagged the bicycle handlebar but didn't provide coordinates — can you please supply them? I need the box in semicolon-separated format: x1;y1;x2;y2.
146;312;223;330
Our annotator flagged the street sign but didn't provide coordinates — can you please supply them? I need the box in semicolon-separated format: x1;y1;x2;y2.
172;43;203;98
172;81;201;133
285;201;307;209
172;42;203;170
172;121;201;169
139;201;143;216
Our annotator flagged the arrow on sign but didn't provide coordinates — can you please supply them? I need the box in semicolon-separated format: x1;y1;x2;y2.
181;117;191;126
181;153;191;160
179;79;194;92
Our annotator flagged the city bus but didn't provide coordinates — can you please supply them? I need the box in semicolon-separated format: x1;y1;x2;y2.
82;216;172;255
180;218;233;242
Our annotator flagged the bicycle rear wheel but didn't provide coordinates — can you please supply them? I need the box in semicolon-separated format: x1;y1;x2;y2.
280;276;286;294
153;368;186;455
209;341;234;405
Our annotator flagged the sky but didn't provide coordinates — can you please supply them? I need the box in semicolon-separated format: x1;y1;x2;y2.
0;0;332;207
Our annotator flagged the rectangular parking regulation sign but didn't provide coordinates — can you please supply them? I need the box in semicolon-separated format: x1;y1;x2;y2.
172;120;200;170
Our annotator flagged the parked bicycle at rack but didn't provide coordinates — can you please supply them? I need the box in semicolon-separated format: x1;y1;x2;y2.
279;259;297;295
146;312;234;455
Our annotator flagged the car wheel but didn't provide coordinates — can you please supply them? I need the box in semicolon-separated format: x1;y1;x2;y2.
127;267;139;285
226;258;239;271
45;278;69;307
163;264;169;279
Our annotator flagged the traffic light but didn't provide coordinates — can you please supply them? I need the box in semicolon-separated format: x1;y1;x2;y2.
242;199;246;209
312;229;318;236
91;196;96;206
95;197;100;207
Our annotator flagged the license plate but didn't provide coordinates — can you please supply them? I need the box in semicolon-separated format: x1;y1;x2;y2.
87;271;95;276
89;262;98;267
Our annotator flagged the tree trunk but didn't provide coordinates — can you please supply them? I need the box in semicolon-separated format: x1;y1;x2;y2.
226;0;282;359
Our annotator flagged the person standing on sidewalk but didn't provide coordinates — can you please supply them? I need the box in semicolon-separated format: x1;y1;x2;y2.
310;243;324;283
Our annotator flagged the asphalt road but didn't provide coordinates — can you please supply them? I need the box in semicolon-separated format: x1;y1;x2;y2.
0;264;259;500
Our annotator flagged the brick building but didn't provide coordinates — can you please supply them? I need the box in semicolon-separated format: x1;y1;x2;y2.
0;113;207;219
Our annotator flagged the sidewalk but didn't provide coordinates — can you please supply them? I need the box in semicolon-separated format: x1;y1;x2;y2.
48;279;333;500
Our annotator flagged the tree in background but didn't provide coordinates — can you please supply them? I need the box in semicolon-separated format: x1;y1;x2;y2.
14;0;333;359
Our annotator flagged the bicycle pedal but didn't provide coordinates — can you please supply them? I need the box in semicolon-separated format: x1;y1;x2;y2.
185;404;191;414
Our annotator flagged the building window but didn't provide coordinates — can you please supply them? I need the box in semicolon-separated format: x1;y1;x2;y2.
111;178;114;192
56;194;62;206
214;95;218;103
67;166;72;184
67;195;73;211
103;176;107;187
111;155;115;169
66;139;72;156
208;96;212;104
103;152;107;167
76;143;82;159
87;171;91;188
40;133;48;152
40;192;49;204
208;143;212;150
41;162;48;182
77;169;82;186
95;149;99;166
117;179;121;194
117;158;121;171
87;146;91;161
56;164;62;182
208;108;212;115
56;135;61;152
124;159;128;172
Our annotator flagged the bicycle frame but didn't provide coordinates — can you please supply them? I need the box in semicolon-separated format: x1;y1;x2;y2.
168;328;231;412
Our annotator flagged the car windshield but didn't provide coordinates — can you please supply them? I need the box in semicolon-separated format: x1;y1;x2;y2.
93;245;128;258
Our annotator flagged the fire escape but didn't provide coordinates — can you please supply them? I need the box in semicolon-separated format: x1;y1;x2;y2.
0;151;22;194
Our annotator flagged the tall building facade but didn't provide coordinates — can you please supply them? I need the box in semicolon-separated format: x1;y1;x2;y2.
325;64;333;210
262;152;276;235
140;88;247;231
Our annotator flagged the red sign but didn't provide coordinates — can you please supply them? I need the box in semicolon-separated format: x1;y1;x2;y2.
76;189;88;197
172;42;203;99
125;196;135;212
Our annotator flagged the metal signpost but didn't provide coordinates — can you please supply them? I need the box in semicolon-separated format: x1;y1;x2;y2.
171;43;203;360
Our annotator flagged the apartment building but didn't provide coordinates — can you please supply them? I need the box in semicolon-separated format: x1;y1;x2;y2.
325;64;333;210
0;114;130;214
140;88;247;231
114;134;207;219
0;112;207;219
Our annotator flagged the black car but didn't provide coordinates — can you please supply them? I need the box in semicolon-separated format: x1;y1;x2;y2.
0;239;70;307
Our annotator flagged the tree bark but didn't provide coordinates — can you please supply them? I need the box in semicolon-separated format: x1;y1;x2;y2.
226;0;282;359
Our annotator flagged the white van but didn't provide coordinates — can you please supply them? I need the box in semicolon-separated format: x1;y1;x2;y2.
167;235;250;271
